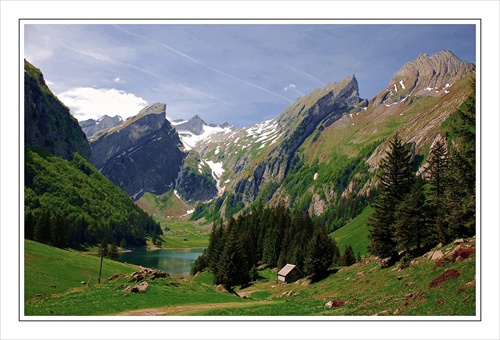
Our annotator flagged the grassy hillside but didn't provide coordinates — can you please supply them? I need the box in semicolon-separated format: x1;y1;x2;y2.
136;192;210;249
136;191;192;219
330;205;373;256
24;237;475;317
25;148;162;248
24;240;137;303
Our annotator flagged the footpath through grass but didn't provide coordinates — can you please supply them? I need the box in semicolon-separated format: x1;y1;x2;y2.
24;236;476;317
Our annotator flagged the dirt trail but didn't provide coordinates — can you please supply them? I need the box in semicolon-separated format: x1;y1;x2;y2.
116;300;274;316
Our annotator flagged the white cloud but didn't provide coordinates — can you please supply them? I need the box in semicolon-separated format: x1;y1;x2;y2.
57;87;148;121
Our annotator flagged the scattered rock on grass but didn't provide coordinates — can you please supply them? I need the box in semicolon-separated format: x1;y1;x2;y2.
429;268;461;289
374;309;390;316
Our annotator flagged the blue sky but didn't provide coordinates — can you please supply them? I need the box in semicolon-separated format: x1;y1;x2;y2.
24;22;476;127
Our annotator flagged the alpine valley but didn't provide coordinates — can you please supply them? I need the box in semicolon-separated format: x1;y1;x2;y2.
23;49;477;317
82;50;474;229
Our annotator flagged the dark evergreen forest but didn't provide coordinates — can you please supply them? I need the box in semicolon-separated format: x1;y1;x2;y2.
192;203;339;289
24;147;162;249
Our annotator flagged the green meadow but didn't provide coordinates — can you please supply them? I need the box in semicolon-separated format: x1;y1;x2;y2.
24;236;475;317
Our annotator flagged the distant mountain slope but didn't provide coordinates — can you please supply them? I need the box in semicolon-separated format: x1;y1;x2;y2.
79;115;123;138
24;59;91;161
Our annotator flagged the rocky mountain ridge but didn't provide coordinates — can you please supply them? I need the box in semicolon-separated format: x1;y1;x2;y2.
80;115;123;138
180;51;475;222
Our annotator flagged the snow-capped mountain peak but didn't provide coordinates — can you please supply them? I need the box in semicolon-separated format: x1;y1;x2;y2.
173;115;233;150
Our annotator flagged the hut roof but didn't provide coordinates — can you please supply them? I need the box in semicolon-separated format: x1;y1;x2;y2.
278;264;297;276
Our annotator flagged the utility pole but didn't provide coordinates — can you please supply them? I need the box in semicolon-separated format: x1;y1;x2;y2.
98;247;104;284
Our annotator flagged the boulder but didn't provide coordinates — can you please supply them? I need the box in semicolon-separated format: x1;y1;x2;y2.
136;281;148;292
378;257;392;268
150;270;169;280
430;250;444;261
325;300;345;308
216;284;228;293
124;281;149;293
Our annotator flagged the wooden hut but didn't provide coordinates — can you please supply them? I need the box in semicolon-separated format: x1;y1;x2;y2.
277;264;302;284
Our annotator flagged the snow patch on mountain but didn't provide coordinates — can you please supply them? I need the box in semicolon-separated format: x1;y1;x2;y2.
178;124;232;150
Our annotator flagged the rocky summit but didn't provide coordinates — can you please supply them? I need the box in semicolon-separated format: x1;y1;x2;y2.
90;103;186;199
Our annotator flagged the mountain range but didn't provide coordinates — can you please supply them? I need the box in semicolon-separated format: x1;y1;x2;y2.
64;50;474;223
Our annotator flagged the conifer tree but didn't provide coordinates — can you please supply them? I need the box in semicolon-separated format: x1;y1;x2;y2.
368;132;414;258
303;226;334;279
339;245;356;266
426;137;450;243
109;242;118;260
443;86;476;239
100;237;109;257
206;219;225;273
216;219;249;290
394;177;429;252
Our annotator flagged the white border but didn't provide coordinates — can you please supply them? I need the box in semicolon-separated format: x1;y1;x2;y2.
2;1;499;339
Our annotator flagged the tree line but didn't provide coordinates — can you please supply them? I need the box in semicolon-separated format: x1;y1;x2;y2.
368;80;476;261
191;203;357;290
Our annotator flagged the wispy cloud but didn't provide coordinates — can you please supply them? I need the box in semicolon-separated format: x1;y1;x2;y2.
283;64;326;87
114;25;293;104
57;87;148;121
58;42;160;79
113;25;199;64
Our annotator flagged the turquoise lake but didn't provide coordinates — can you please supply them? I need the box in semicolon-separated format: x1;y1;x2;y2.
115;248;204;277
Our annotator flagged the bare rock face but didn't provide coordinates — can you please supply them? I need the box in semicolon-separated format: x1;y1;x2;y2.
391;50;474;95
90;103;186;199
234;75;361;203
373;50;475;106
174;115;207;135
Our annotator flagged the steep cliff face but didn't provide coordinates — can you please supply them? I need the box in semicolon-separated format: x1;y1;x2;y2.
90;103;186;198
233;75;361;202
24;59;91;161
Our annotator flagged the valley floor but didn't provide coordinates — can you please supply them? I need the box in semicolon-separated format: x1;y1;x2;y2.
24;237;476;317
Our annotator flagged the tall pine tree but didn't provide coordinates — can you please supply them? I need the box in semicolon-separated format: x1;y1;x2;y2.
426;137;450;243
303;225;334;280
394;177;429;253
216;218;249;290
443;82;476;239
368;132;415;258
